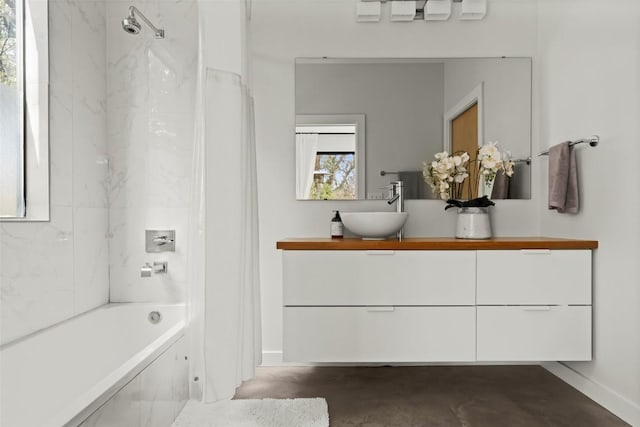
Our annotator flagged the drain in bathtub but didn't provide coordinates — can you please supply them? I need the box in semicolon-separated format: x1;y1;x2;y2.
148;311;162;324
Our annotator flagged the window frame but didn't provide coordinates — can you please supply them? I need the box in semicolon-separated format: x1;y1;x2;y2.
295;114;366;200
1;0;49;222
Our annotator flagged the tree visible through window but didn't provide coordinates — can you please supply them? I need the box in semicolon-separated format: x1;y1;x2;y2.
0;0;18;86
0;0;25;217
310;153;356;200
296;121;361;200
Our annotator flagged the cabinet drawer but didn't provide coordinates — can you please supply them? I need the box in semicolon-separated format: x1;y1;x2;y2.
283;251;475;306
476;306;591;361
283;306;476;362
477;250;591;305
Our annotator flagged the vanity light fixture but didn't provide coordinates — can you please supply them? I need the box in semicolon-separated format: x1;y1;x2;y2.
390;0;417;21
356;0;485;23
459;0;487;20
423;0;452;20
356;1;382;22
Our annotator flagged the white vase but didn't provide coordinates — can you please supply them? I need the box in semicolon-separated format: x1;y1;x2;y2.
479;178;495;199
455;207;492;239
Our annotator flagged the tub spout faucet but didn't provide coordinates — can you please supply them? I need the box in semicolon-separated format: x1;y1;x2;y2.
386;180;404;240
140;261;168;277
153;261;168;274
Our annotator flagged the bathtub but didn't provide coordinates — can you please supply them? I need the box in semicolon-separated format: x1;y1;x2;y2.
0;303;186;427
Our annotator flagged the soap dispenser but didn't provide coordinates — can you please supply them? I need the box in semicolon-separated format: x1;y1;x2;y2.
331;210;344;239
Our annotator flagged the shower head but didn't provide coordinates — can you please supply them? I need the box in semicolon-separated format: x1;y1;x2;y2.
122;6;165;39
122;16;141;35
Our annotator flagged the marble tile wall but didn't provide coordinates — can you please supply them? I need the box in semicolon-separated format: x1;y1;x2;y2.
0;0;109;345
106;0;198;303
0;0;198;344
79;336;189;427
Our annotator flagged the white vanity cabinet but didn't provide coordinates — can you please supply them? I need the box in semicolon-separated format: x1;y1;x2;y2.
278;238;596;364
476;250;592;361
283;250;476;362
284;250;475;306
476;250;591;305
284;306;476;362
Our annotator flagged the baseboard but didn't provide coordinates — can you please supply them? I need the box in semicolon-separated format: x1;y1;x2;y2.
261;351;285;366
261;351;537;368
542;362;640;426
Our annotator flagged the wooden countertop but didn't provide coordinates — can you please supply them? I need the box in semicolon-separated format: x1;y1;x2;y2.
276;237;598;251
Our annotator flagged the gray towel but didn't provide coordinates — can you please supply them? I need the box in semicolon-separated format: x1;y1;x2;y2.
548;142;579;213
491;170;511;199
398;171;428;199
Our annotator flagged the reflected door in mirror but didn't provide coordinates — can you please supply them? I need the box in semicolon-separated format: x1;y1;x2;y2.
451;102;479;199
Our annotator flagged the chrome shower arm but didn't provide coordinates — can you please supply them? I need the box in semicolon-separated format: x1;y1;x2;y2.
128;6;165;39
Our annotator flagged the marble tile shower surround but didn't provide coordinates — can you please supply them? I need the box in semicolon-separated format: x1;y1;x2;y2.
0;0;109;345
1;0;198;344
106;0;198;302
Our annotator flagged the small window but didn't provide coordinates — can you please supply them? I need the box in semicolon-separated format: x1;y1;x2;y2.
0;0;49;221
0;0;25;217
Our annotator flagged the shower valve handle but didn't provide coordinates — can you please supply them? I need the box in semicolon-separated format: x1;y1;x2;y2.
153;235;174;245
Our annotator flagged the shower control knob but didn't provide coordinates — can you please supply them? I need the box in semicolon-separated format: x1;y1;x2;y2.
146;230;176;252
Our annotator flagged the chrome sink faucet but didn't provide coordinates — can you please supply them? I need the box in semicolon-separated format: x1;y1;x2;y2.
387;180;404;212
387;180;404;239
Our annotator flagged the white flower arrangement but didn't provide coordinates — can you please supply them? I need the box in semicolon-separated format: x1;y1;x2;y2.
423;151;470;200
477;141;515;186
423;141;515;201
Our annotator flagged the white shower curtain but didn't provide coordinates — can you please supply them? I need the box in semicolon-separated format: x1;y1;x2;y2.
188;67;261;402
295;133;319;199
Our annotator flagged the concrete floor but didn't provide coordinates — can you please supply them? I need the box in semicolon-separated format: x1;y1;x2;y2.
234;366;628;427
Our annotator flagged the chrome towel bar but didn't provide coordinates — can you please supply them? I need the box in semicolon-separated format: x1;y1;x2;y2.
537;135;599;157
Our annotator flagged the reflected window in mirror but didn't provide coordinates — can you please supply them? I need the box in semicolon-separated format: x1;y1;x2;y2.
296;115;365;200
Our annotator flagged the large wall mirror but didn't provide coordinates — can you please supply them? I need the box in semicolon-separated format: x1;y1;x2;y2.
295;57;532;200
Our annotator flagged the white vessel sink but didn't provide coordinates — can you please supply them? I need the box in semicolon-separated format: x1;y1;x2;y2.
341;212;409;240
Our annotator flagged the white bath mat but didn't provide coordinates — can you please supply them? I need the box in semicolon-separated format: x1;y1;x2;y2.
172;398;329;427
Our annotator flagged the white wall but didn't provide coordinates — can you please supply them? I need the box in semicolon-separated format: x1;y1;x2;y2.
0;0;109;344
537;0;640;423
106;0;198;302
199;0;248;77
296;62;444;196
251;0;541;360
